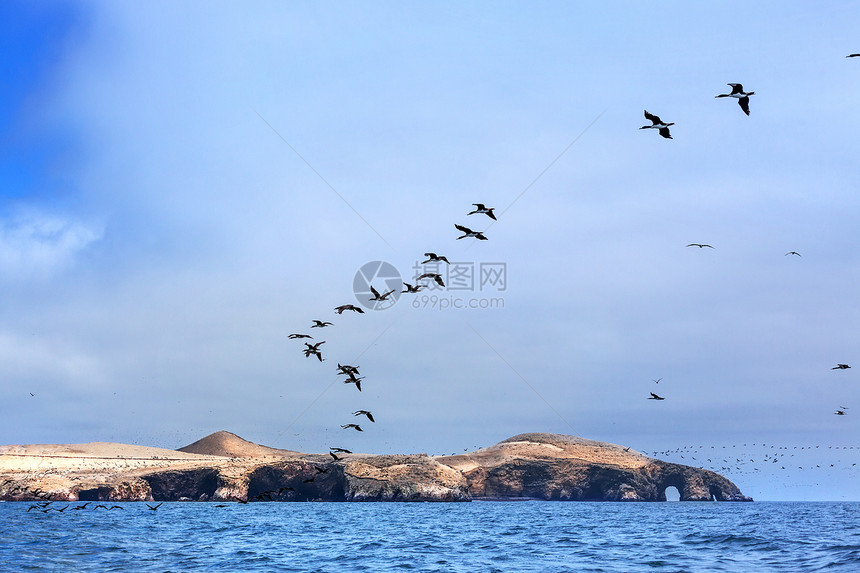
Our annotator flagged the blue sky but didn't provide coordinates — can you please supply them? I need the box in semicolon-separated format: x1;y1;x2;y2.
2;1;860;501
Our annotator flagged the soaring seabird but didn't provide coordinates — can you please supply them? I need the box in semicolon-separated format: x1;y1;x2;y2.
832;364;851;370
467;204;497;220
146;503;162;511
329;452;340;461
304;341;326;361
847;54;860;58
687;243;714;249
288;333;313;339
330;447;352;453
649;392;665;400
353;410;375;422
422;253;450;264
311;320;333;328
337;363;360;376
343;376;363;392
785;251;801;257
334;304;365;314
416;273;445;287
369;285;396;301
341;423;363;431
715;83;755;116
640;110;674;139
455;224;488;240
401;282;424;293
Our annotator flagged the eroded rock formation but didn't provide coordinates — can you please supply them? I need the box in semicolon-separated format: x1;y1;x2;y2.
0;431;751;502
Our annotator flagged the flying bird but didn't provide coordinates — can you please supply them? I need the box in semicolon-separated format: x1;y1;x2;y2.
288;333;313;339
835;409;847;416
467;204;497;220
455;224;488;240
847;54;860;58
715;83;755;116
343;377;363;392
353;410;375;423
304;341;326;362
652;378;662;384
785;251;801;257
640;110;674;139
832;364;851;370
330;447;352;453
337;364;360;376
341;424;363;431
369;285;396;301
329;452;340;461
146;503;162;511
416;273;445;287
401;282;424;293
422;253;450;264
334;304;365;314
311;320;333;328
687;243;714;249
649;392;665;400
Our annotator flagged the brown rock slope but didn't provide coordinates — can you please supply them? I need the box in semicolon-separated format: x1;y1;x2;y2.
0;431;750;502
436;433;752;501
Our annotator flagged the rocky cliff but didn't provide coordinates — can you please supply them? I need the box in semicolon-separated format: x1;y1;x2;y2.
0;431;751;502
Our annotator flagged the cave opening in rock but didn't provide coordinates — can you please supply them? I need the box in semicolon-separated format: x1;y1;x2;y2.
664;486;680;501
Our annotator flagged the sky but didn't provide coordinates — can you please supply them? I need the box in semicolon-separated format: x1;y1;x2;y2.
2;0;860;501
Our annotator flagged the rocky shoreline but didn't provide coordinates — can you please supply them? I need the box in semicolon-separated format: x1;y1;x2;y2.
0;431;752;503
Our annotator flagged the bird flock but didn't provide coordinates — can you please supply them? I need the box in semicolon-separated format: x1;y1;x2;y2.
639;70;856;418
287;204;499;461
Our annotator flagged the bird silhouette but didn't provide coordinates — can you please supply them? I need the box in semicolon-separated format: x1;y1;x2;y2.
832;364;851;370
455;224;488;240
422;253;450;264
341;423;363;431
334;304;365;314
369;286;396;301
785;251;801;257
146;503;162;511
467;204;497;220
649;392;665;400
640;110;674;139
687;243;714;249
353;410;375;423
288;333;313;339
401;282;424;293
416;273;445;287
330;447;352;453
311;320;333;328
715;83;755;115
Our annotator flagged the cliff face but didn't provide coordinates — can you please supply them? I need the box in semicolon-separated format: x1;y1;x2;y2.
0;432;751;502
436;433;752;502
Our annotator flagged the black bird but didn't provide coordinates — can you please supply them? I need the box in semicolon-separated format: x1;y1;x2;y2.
401;282;424;293
785;251;801;257
416;273;445;287
109;505;124;510
343;376;363;392
715;83;755;116
353;410;375;423
847;54;860;58
467;204;497;220
288;333;313;339
337;364;360;376
455;224;488;240
334;304;365;314
652;378;662;384
835;409;847;416
369;285;396;301
649;392;665;400
330;447;352;453
329;452;340;461
687;243;714;249
341;423;363;431
640;110;674;139
72;503;90;510
311;320;333;328
832;364;851;370
146;503;162;511
422;253;450;264
304;341;326;362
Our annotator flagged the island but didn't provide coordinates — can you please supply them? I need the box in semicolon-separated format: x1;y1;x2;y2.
0;431;752;502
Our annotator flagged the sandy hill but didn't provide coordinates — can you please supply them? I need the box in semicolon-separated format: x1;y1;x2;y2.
177;431;300;458
436;432;652;472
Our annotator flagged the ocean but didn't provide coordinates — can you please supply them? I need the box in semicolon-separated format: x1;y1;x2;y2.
2;501;858;572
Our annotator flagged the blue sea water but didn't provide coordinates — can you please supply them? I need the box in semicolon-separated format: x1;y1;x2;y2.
1;501;859;572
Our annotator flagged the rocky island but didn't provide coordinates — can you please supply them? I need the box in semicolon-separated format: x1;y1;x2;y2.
0;431;752;502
